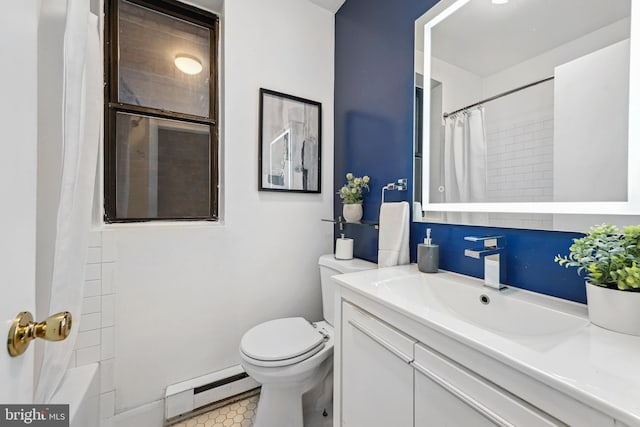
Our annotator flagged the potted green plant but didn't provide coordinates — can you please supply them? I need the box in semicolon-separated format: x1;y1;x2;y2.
338;173;370;223
555;223;640;335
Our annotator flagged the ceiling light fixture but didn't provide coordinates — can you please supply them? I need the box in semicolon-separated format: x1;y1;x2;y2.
174;54;203;75
492;0;509;4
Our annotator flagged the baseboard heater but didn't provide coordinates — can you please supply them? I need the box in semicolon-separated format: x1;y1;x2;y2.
165;365;260;421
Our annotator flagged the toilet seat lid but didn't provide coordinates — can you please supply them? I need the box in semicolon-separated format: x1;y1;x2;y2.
240;317;324;362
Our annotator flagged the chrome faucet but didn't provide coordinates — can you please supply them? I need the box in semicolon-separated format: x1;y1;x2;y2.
464;236;506;290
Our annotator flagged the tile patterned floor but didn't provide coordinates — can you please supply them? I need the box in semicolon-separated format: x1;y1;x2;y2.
171;394;258;427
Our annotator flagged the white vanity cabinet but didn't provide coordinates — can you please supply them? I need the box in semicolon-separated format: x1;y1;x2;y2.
341;302;415;427
413;343;562;427
337;297;622;427
340;300;563;427
334;268;639;427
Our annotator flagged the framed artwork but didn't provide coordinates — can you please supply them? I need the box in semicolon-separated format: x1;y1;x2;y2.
258;88;321;193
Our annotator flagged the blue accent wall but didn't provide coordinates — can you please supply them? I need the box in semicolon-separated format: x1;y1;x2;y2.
334;0;587;303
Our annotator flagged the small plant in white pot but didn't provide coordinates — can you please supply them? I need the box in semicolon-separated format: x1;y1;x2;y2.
555;224;640;335
338;173;370;223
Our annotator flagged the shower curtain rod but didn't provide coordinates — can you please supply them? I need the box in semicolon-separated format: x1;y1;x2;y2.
442;75;554;118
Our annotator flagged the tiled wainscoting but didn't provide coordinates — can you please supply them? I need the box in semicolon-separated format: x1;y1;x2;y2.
68;230;117;426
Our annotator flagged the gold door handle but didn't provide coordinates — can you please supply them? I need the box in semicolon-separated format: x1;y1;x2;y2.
7;311;72;357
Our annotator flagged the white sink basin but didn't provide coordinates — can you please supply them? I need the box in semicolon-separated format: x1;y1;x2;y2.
373;272;589;342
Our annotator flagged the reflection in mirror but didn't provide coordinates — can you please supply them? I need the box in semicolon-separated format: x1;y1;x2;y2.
414;0;636;230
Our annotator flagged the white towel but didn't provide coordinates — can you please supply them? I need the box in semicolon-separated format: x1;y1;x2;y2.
377;201;410;267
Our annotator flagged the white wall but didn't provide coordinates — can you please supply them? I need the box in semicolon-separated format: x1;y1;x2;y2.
430;57;481;117
111;0;336;419
482;17;629;98
554;39;629;203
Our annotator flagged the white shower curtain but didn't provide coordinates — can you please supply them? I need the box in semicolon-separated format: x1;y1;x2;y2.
443;107;487;202
35;0;102;403
443;107;488;224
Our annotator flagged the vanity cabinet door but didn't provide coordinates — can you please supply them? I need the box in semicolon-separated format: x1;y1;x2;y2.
341;302;416;427
413;343;564;427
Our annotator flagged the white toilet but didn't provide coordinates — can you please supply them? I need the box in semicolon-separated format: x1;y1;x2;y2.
239;254;376;427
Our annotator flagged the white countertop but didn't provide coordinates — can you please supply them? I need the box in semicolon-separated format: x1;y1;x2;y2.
333;264;640;426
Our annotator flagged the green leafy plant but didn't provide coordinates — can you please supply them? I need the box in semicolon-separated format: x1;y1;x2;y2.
338;173;370;204
555;224;640;291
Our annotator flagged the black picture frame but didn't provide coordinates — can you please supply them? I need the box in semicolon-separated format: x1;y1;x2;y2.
258;88;322;193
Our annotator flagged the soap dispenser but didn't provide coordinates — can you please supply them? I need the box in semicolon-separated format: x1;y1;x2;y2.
418;228;439;273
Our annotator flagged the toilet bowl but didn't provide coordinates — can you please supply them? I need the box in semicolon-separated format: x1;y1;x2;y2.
239;254;376;427
240;319;334;427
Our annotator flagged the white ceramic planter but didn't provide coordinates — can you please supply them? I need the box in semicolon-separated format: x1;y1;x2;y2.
342;203;363;223
586;282;640;336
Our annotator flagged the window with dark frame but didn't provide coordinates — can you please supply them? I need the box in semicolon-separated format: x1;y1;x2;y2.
104;0;218;222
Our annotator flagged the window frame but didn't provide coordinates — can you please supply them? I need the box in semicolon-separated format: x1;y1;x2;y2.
104;0;219;223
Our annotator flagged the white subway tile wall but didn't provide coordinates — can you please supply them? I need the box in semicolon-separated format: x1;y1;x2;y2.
102;295;116;328
101;327;115;360
76;329;101;349
85;280;101;297
486;112;554;203
100;358;115;394
81;313;102;331
486;108;554;229
69;230;117;427
100;390;116;420
76;345;101;365
82;296;101;315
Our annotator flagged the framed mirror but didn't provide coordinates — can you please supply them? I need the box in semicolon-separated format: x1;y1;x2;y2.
414;0;640;231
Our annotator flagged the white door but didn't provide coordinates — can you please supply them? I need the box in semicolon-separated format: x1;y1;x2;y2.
0;1;40;403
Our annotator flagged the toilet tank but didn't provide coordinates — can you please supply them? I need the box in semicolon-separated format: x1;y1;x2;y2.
318;254;377;326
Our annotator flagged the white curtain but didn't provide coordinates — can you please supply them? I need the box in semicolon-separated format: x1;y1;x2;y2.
443;107;488;224
35;0;102;403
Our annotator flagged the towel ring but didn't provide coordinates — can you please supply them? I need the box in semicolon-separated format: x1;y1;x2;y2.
381;178;407;203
